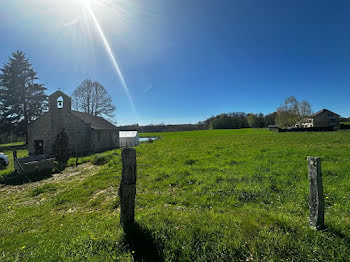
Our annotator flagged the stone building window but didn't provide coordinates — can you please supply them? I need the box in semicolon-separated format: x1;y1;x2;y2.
57;96;63;109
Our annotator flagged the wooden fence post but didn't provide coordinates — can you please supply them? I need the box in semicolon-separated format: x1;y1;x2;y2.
119;148;137;226
307;156;324;229
13;150;17;160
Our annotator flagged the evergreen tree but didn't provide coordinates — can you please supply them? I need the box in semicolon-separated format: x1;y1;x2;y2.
0;51;47;141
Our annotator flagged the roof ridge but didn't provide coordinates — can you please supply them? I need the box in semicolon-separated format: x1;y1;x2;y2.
71;110;118;130
311;109;339;117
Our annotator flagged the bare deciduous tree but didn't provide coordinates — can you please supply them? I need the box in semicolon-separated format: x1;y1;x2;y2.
72;79;116;117
276;96;312;128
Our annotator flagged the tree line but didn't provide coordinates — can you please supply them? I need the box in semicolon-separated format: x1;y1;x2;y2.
202;112;277;129
122;96;323;132
0;51;115;143
202;96;313;130
118;123;208;133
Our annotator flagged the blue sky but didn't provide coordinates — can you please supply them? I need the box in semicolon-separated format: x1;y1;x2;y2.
1;0;350;125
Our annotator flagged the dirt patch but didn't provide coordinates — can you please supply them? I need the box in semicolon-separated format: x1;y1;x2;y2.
0;163;100;195
89;186;116;202
50;163;100;183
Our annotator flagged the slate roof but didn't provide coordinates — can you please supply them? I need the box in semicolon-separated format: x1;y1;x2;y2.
71;111;118;130
311;109;339;117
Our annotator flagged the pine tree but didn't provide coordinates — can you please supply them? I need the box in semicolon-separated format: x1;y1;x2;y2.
0;51;48;142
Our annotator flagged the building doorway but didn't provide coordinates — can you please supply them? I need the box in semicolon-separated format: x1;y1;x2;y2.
34;140;44;155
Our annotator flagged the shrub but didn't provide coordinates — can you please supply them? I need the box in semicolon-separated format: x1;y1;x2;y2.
91;154;113;165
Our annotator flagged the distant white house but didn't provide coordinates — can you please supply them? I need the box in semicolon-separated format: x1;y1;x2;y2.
119;131;139;147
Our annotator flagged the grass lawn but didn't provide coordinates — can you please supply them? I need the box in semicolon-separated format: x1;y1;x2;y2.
0;141;25;148
0;142;28;177
0;129;349;261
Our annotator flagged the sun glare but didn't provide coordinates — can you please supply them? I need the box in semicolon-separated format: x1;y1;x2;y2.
78;0;93;7
84;2;137;113
70;0;137;114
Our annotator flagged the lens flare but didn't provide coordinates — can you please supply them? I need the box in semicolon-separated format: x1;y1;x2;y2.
83;1;137;113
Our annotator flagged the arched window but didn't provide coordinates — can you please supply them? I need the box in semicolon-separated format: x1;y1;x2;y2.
57;96;63;109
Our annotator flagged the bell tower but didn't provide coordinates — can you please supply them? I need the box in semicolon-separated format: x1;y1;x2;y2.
49;91;71;113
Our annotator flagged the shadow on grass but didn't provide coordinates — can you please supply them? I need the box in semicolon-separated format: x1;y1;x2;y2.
323;224;350;245
0;169;54;186
123;222;163;262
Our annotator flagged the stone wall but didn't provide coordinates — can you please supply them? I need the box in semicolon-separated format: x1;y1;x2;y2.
91;130;119;153
313;111;339;128
28;110;91;156
28;113;52;155
28;91;119;156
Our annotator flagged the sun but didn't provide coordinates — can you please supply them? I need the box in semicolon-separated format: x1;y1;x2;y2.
78;0;93;7
37;0;137;114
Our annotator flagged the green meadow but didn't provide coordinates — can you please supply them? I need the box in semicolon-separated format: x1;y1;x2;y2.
0;129;349;261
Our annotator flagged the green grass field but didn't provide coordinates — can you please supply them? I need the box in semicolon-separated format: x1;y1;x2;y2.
0;129;349;261
0;142;28;177
0;141;25;148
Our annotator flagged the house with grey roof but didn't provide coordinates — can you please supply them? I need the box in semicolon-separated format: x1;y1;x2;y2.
295;109;340;129
28;91;119;156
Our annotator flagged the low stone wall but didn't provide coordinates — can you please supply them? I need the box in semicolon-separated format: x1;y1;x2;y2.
277;126;336;132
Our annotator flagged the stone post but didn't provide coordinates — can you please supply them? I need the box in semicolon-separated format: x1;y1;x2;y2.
119;148;137;226
307;156;324;229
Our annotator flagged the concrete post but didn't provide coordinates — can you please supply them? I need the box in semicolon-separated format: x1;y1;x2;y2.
307;156;324;229
119;148;137;225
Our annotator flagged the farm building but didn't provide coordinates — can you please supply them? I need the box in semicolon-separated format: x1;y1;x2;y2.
295;109;340;129
119;131;139;147
28;91;119;156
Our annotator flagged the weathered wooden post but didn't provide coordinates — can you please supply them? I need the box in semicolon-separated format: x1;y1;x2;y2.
307;156;324;229
13;150;17;160
119;148;137;226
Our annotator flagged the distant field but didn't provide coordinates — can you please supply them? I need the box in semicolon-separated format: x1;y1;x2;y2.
340;121;350;125
0;141;25;148
0;129;349;261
